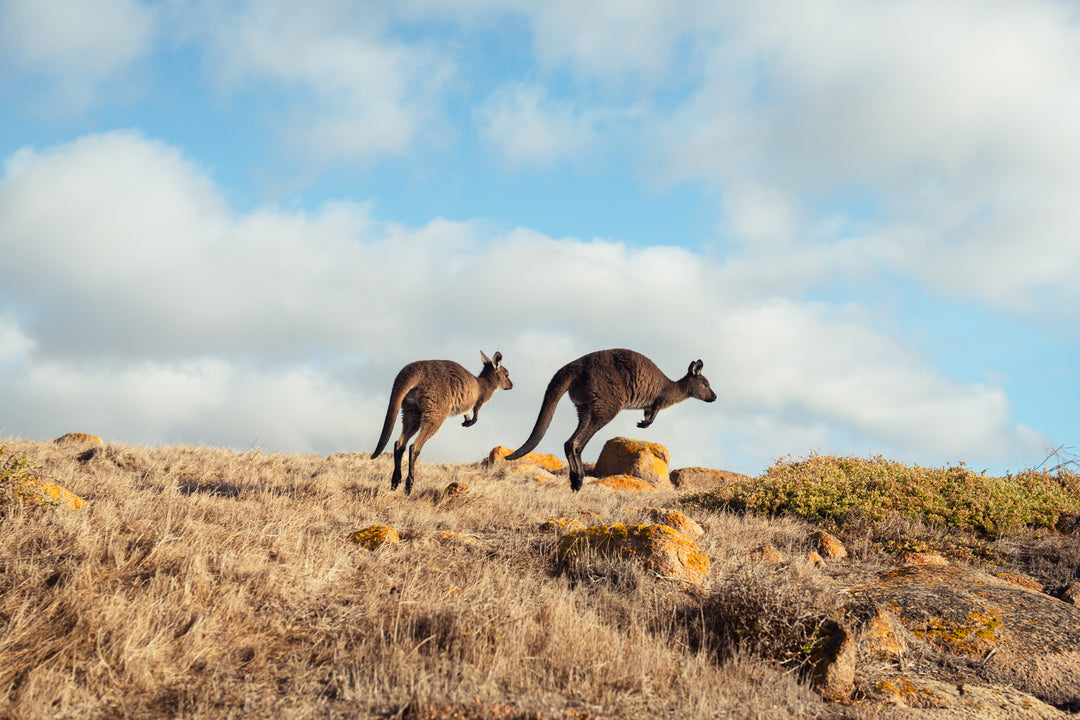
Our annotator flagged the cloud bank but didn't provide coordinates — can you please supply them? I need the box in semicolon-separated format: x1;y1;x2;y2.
0;132;1041;472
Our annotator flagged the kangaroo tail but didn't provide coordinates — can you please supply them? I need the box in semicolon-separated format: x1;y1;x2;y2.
371;369;418;458
505;364;574;460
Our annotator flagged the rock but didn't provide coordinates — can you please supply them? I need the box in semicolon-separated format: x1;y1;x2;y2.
669;466;749;491
349;525;399;549
539;517;586;533
849;563;1080;710
558;523;710;585
54;433;104;446
899;551;949;566
806;620;856;701
872;677;1066;717
632;507;705;539
811;530;848;560
807;550;825;568
993;571;1043;592
1062;582;1080;606
589;474;656;492
853;606;908;660
6;474;88;510
488;445;564;472
594;437;671;490
443;482;469;498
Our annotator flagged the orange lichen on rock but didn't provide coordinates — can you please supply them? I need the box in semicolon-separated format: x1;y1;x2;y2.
590;474;657;492
8;475;88;510
558;523;710;585
54;433;104;446
594;437;671;489
2;445;88;510
349;525;399;550
994;572;1043;592
633;507;704;539
900;551;949;567
487;446;564;472
811;530;848;560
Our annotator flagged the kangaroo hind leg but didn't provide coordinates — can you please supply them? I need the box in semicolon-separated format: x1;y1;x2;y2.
404;415;446;495
392;410;421;491
565;405;618;492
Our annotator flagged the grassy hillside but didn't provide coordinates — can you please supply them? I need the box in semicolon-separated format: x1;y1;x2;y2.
2;439;1079;719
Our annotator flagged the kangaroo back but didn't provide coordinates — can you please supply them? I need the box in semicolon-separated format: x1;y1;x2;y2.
371;364;423;458
505;361;577;460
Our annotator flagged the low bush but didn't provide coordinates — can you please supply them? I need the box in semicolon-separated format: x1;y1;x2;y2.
686;454;1080;539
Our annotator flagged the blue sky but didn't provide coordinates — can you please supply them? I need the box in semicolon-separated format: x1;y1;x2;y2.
1;0;1078;476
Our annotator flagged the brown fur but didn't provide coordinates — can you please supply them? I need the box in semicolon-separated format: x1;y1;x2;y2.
506;348;716;491
372;351;512;493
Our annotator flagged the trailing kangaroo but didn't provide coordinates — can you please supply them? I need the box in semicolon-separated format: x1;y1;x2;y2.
506;348;716;491
372;351;512;494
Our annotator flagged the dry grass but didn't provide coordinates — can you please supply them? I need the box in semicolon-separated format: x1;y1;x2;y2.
0;439;852;720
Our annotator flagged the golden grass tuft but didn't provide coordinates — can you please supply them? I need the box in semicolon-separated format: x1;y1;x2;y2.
0;439;838;719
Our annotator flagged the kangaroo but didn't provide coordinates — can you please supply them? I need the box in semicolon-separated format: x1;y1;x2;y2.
506;348;716;491
372;351;512;494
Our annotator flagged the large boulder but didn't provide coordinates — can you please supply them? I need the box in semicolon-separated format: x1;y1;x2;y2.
594;437;671;490
558;523;710;585
846;562;1080;711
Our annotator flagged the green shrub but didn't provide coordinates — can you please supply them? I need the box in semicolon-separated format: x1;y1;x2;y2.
685;455;1080;539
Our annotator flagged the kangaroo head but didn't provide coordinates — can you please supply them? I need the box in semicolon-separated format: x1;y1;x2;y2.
682;359;716;402
480;350;513;390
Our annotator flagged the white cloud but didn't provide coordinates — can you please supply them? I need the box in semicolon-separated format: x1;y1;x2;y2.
0;131;1041;471
0;0;155;110
476;84;603;168
652;0;1080;319
0;312;34;364
194;0;452;164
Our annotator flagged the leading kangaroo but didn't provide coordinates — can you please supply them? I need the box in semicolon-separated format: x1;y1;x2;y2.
372;351;512;494
506;348;716;491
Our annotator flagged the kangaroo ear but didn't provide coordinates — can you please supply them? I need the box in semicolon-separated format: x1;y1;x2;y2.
481;350;492;367
689;359;704;376
492;351;503;368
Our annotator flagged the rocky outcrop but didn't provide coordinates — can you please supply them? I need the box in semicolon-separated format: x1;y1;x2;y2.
834;562;1080;711
594;437;671;490
669;466;749;491
558;523;710;585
